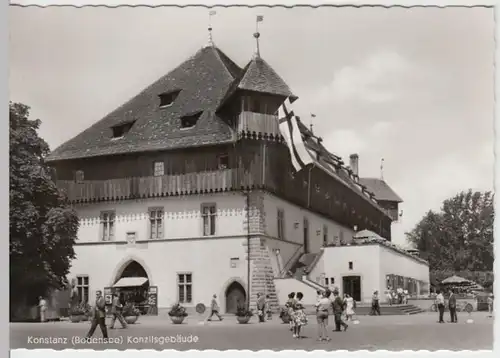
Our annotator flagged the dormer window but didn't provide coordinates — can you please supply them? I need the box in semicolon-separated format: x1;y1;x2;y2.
111;120;135;139
181;111;202;129
217;154;229;169
159;90;181;108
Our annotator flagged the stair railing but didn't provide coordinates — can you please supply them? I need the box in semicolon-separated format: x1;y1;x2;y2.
279;246;303;278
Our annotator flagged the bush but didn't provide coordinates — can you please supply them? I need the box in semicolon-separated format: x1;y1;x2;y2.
168;303;188;317
235;302;253;317
123;303;141;317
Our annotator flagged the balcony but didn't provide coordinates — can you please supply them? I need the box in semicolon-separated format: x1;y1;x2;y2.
237;111;281;138
57;169;238;203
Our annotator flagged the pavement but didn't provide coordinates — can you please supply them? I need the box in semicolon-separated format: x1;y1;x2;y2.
10;311;494;351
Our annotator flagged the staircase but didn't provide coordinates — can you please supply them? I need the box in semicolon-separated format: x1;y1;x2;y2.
353;304;424;315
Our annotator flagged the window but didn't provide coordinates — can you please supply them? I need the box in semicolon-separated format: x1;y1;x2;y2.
325;277;329;286
153;161;164;176
277;209;285;240
76;275;89;304
348;261;353;270
100;211;115;241
330;277;335;284
111;120;135;138
303;217;309;253
323;225;328;246
181;111;202;129
201;204;216;236
75;170;84;183
177;273;192;303
159;90;180;107
217;154;229;170
149;208;164;240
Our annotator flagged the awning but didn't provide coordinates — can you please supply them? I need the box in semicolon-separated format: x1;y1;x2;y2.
113;277;148;288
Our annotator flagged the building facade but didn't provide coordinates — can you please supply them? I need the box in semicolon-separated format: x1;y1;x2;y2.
47;35;412;314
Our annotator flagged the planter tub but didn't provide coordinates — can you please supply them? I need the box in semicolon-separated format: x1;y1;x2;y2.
69;315;83;323
237;316;251;324
124;316;138;324
170;316;186;324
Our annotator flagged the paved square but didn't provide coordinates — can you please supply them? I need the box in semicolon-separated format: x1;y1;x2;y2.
10;312;493;351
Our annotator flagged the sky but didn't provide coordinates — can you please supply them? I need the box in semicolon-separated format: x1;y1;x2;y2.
9;5;495;247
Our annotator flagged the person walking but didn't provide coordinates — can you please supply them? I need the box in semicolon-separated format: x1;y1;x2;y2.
315;291;331;341
265;294;272;320
370;291;381;316
331;289;348;332
487;294;494;317
448;289;457;323
256;293;266;323
435;290;445;323
109;292;127;329
344;294;355;321
207;294;223;321
86;290;108;339
38;296;48;323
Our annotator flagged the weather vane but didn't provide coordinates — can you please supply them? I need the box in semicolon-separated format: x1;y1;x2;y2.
380;158;385;180
207;10;216;47
254;15;264;58
310;113;316;133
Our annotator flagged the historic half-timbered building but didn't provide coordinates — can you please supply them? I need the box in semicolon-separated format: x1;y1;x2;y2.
47;34;425;313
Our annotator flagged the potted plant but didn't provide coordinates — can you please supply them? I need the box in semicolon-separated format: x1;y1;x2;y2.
122;303;140;324
279;307;291;324
69;306;85;323
81;303;92;322
235;303;253;324
168;303;188;324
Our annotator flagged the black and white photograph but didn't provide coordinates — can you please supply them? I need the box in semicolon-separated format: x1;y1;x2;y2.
9;2;495;352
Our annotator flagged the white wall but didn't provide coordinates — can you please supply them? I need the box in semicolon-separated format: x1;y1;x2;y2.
379;245;430;293
310;245;381;303
70;237;248;309
76;192;246;243
263;193;355;270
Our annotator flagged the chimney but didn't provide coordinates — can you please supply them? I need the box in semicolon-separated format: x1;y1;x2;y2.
349;154;359;176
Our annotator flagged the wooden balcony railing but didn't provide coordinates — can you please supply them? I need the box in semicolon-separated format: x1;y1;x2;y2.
237;111;281;138
57;169;236;203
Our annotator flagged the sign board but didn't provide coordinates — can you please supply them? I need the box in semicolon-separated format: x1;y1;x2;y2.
104;287;113;305
147;286;158;316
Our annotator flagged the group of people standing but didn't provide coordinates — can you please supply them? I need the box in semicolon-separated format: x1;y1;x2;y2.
285;292;308;338
434;288;458;323
385;287;409;305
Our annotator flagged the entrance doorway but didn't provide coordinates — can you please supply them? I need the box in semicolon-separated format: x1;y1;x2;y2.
343;276;361;302
111;260;151;315
225;282;246;314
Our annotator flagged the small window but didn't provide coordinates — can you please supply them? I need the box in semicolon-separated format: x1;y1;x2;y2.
323;225;328;246
177;273;192;303
303;217;309;253
230;258;239;268
111;120;135;139
181;111;202;129
277;209;285;240
217;154;229;169
100;211;115;241
201;203;216;236
75;170;84;183
325;277;329;286
76;275;90;304
159;90;180;108
330;277;335;284
153;161;164;176
348;261;353;270
149;208;164;240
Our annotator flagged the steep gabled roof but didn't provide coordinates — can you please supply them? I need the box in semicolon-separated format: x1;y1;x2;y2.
47;46;243;162
359;178;403;203
237;57;296;99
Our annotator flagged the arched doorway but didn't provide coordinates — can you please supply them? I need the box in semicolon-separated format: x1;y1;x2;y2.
113;261;151;314
118;261;149;280
225;281;246;314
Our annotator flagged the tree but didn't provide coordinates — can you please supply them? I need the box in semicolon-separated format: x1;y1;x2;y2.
10;102;79;318
406;190;494;272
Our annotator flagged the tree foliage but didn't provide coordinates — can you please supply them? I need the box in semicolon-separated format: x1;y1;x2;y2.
10;102;79;312
406;190;494;272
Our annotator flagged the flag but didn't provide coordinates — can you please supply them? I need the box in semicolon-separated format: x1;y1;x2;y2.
278;98;314;172
209;10;217;16
257;15;264;22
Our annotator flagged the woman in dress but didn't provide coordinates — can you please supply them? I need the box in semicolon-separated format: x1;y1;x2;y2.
344;294;355;321
285;292;296;331
292;292;307;339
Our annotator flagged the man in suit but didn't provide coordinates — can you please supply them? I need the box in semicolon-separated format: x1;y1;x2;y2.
331;289;348;332
109;291;127;329
448;288;458;323
86;290;108;339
